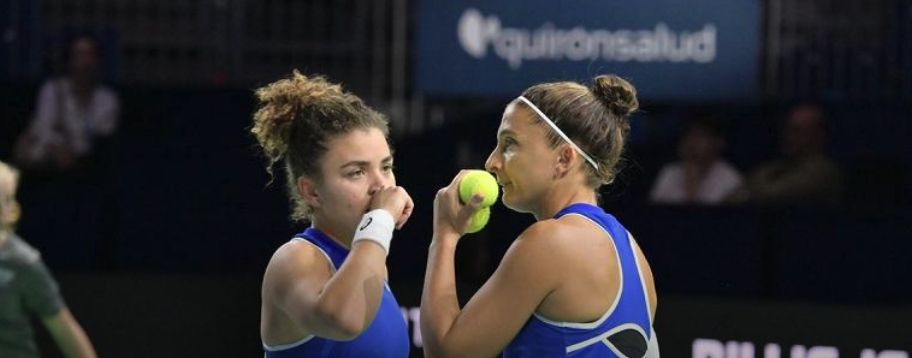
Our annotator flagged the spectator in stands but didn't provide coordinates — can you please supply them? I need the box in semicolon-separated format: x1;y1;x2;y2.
728;103;843;207
14;34;119;173
11;34;120;269
650;116;742;205
0;160;97;358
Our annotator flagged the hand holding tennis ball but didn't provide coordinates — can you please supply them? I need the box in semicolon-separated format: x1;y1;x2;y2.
458;170;499;234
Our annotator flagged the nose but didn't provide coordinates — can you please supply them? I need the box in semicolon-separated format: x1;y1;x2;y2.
368;169;393;196
484;148;500;173
368;184;382;196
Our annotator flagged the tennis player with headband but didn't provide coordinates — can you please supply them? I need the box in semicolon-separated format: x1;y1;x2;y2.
422;74;659;357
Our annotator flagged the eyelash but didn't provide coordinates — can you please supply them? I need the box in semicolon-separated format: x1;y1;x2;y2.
347;165;394;178
502;139;516;150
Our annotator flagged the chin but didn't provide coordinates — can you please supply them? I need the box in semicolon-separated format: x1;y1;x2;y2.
501;195;528;214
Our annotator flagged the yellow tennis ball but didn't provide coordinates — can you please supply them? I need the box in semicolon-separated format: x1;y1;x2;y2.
465;207;490;234
459;170;498;208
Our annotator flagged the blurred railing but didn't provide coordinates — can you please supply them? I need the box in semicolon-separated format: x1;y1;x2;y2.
4;0;424;134
3;0;910;137
4;0;408;101
765;0;912;102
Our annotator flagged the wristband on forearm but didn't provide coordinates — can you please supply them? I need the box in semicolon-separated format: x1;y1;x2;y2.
352;209;395;254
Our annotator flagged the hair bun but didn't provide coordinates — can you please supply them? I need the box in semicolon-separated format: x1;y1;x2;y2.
590;75;639;116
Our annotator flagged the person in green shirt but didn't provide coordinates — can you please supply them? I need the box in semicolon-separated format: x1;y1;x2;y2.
0;160;97;358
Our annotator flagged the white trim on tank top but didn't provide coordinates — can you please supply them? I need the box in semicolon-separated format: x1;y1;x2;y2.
292;237;394;291
263;335;316;352
532;213;624;330
292;236;337;274
565;322;648;356
628;231;654;328
262;237;335;351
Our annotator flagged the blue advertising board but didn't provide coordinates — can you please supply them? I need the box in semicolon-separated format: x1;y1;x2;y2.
416;0;761;101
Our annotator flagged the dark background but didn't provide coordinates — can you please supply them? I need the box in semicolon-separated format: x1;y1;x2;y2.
2;0;911;356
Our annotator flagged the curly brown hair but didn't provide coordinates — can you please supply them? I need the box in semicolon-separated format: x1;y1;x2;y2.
517;74;638;188
251;71;389;222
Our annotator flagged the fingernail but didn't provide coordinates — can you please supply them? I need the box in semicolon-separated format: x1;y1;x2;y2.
472;195;484;204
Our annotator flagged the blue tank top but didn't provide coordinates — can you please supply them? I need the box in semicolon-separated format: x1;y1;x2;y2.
504;203;653;358
263;228;410;358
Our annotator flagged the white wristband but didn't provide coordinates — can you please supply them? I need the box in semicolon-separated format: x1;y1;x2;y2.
352;209;395;254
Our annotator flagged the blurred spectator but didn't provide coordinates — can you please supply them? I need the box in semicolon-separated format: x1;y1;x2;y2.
728;103;843;207
650;116;742;205
0;161;97;358
13;34;119;173
10;34;120;270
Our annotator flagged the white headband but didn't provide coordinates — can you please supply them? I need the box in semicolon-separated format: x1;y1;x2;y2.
516;96;599;170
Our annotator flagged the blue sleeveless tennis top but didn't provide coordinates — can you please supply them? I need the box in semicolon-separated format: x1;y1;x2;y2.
504;203;653;358
263;228;410;358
